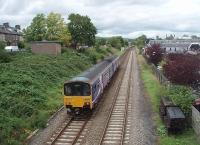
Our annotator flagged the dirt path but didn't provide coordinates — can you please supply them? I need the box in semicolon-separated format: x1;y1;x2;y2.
129;49;156;145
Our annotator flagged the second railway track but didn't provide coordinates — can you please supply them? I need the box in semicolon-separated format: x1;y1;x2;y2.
99;50;133;145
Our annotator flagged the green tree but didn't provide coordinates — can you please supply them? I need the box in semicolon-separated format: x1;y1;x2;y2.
18;41;25;49
68;13;97;49
46;12;64;40
108;36;124;49
46;12;71;46
59;26;71;46
124;40;129;46
95;38;107;48
98;38;106;46
24;14;46;41
133;35;147;49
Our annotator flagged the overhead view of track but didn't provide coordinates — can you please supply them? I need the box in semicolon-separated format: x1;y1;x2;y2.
45;50;132;145
98;51;133;145
46;116;90;145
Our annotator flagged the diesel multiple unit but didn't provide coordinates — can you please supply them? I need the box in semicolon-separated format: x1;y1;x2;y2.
64;56;119;115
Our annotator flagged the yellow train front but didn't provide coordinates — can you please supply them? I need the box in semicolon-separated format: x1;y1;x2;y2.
64;78;93;115
64;56;119;115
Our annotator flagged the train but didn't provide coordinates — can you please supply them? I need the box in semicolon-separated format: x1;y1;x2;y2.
64;56;120;115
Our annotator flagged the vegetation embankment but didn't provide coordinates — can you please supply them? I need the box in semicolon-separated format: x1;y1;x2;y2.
137;51;199;145
0;47;119;145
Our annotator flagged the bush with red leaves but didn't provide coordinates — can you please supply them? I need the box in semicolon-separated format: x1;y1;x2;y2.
163;53;200;85
146;44;164;66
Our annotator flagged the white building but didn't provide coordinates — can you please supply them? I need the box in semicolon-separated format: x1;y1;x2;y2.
148;40;200;54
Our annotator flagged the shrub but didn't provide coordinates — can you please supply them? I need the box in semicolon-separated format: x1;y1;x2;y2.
106;47;113;54
61;47;70;53
163;54;200;85
145;44;164;66
0;41;6;50
167;85;195;115
17;41;25;49
0;50;11;63
95;47;107;54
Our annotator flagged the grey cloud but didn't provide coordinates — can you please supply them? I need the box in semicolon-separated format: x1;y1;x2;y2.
84;0;165;6
0;0;200;38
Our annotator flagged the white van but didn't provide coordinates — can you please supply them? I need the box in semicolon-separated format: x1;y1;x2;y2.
5;46;19;52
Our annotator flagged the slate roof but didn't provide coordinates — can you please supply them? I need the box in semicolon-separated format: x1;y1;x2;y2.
0;25;22;35
148;40;200;49
149;40;200;44
161;43;190;48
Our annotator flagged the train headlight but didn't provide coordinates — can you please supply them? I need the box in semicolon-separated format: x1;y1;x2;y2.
84;102;90;106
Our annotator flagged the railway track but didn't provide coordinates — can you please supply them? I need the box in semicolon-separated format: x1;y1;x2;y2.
45;49;132;145
46;117;90;145
98;50;133;145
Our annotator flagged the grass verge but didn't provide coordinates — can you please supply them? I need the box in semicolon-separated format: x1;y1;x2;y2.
137;52;199;145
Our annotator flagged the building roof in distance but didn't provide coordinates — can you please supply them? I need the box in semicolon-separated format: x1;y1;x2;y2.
31;40;61;44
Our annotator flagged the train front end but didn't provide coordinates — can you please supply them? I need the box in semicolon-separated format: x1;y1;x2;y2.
64;81;92;115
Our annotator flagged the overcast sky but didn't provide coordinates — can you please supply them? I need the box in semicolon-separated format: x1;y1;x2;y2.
1;0;200;38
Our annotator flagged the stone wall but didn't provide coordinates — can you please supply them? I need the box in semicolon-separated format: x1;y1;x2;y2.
31;42;61;56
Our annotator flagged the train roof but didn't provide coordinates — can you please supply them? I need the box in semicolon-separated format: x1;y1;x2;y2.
69;56;118;83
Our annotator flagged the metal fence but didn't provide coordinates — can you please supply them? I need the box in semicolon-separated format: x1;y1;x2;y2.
192;106;200;142
150;64;171;87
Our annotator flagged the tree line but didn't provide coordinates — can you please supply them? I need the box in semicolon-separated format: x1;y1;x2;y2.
24;12;129;50
24;13;97;49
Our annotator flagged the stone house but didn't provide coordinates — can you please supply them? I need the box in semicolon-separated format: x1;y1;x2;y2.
0;22;23;46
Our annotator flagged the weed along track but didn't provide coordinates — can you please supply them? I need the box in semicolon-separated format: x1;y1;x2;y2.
46;116;91;145
98;50;133;145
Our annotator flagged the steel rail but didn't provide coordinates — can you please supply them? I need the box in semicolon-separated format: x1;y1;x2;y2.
98;50;133;145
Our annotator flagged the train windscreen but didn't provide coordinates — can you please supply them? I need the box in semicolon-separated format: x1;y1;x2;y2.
64;82;91;96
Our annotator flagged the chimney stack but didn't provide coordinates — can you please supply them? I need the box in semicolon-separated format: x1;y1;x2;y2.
15;25;21;30
3;22;9;28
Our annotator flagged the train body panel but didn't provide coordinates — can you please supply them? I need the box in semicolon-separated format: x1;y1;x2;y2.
64;96;92;109
64;56;120;115
92;78;102;105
